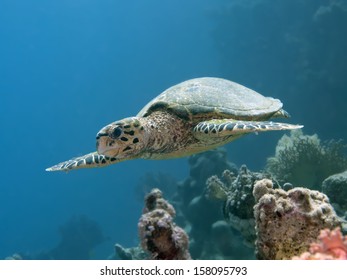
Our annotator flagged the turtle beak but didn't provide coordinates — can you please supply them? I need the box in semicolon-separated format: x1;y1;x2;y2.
96;134;108;154
96;126;109;154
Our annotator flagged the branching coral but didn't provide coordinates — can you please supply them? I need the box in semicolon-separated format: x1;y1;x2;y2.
253;179;341;259
206;165;271;246
293;227;347;260
266;130;347;189
177;148;237;209
175;149;237;258
138;188;191;260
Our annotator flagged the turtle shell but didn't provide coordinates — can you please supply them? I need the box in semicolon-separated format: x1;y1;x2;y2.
137;77;283;122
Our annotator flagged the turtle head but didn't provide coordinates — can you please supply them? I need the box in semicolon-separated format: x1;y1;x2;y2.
96;117;146;159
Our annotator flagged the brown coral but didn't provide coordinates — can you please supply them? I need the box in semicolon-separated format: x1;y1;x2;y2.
206;165;269;246
293;227;347;260
138;188;191;260
253;179;341;259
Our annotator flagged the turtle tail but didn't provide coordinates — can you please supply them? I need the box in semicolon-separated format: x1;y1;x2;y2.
272;108;290;118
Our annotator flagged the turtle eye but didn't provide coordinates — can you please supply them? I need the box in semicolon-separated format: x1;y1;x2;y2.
110;127;122;139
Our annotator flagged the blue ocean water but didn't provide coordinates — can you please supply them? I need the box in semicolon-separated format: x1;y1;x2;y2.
1;0;346;259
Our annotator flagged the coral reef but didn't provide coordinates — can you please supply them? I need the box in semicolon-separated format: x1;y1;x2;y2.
322;170;347;212
113;244;147;260
138;188;191;260
184;193;223;258
10;146;346;261
253;179;341;259
116;152;255;260
176;148;237;209
266;130;347;189
293;227;347;260
206;165;271;246
88;145;347;260
197;220;254;260
174;148;238;258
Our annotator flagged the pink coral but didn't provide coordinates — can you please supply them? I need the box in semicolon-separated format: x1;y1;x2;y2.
293;227;347;260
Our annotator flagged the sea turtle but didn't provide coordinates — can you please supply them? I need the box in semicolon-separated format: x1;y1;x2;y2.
46;77;302;172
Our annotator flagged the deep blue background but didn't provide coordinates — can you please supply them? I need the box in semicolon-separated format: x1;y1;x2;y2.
1;0;346;259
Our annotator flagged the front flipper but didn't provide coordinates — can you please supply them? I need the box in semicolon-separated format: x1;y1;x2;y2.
193;119;303;139
46;152;120;172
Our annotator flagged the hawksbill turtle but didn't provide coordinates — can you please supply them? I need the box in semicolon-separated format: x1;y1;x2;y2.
46;77;302;171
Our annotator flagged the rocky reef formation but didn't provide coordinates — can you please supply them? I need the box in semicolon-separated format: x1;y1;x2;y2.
199;220;253;260
176;148;237;211
138;188;191;260
322;171;347;215
8;145;346;260
113;150;254;260
174;148;246;259
205;163;344;260
113;244;147;260
293;227;347;260
266;130;347;189
206;165;271;246
253;179;341;259
111;131;347;260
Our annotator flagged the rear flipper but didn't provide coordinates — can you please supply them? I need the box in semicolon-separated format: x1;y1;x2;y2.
193;119;303;139
46;152;119;172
